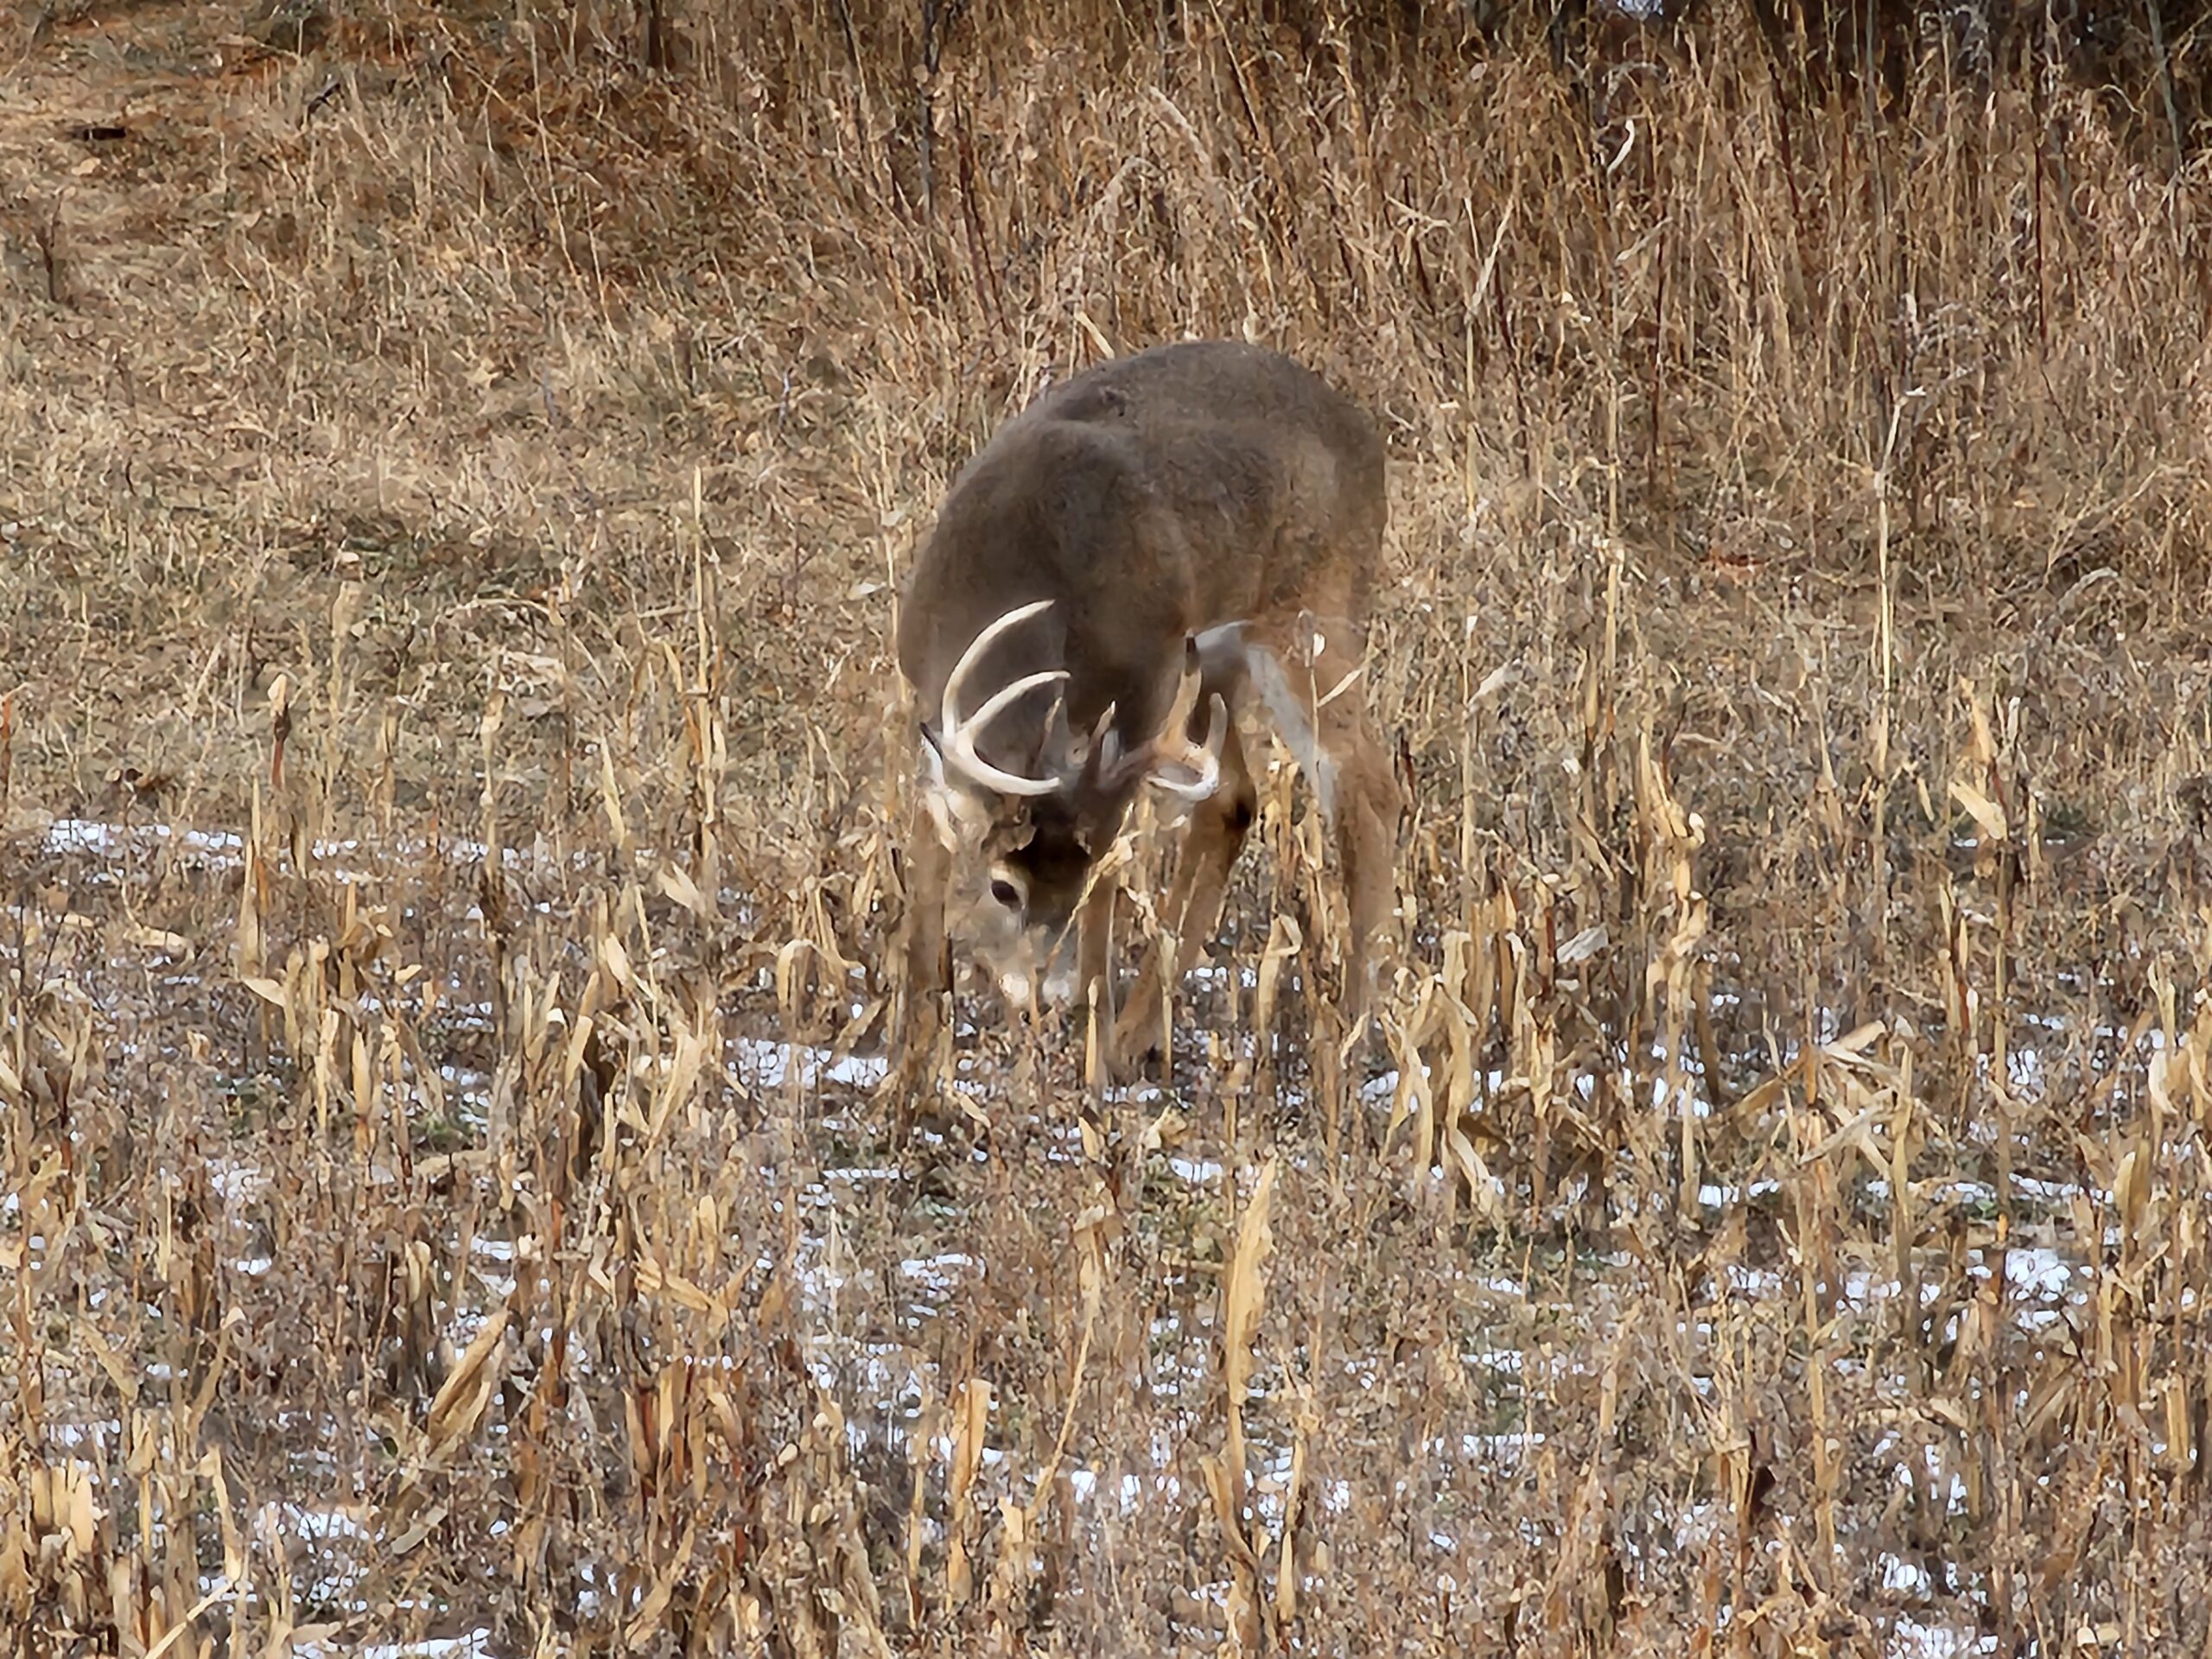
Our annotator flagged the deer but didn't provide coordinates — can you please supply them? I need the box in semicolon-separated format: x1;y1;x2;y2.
890;340;1401;1090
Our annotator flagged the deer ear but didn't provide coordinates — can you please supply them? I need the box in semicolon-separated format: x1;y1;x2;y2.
917;727;963;849
922;792;960;849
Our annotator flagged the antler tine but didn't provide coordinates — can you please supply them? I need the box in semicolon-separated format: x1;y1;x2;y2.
1156;649;1202;742
938;599;1067;798
1147;690;1229;802
945;669;1070;797
1093;650;1227;801
1077;700;1122;779
940;598;1055;733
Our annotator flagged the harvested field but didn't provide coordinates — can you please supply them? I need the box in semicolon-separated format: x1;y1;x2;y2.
3;1;2211;1653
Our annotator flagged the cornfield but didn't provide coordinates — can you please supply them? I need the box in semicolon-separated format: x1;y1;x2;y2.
2;0;2210;1652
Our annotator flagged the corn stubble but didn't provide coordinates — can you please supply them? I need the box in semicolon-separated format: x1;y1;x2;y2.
1;0;2209;1653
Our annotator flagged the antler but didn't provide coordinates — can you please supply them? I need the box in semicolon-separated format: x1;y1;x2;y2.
1090;643;1229;801
1141;651;1229;800
938;599;1069;798
1147;692;1229;801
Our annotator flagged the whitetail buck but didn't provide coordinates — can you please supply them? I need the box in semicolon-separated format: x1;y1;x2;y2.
893;340;1400;1084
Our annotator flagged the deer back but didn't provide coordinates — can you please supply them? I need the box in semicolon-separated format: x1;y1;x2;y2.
899;340;1386;774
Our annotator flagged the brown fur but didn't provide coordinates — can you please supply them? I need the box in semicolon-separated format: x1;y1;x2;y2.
893;340;1399;1086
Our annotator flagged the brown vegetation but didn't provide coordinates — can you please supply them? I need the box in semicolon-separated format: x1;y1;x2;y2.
1;0;2209;1653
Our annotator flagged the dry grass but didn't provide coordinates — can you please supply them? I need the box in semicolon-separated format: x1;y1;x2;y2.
2;0;2211;1652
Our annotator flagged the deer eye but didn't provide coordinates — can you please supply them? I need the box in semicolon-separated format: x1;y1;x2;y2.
988;876;1022;910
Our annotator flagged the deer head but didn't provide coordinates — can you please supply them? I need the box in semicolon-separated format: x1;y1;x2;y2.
914;598;1229;1003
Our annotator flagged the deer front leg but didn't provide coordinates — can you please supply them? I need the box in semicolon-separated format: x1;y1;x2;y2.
1073;876;1122;1091
887;817;952;1098
1112;715;1256;1079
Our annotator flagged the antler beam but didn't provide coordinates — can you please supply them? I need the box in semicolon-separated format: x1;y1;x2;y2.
938;599;1067;797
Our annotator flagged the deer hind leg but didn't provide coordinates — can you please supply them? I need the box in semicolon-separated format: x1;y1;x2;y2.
1244;622;1401;1032
1111;713;1257;1077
